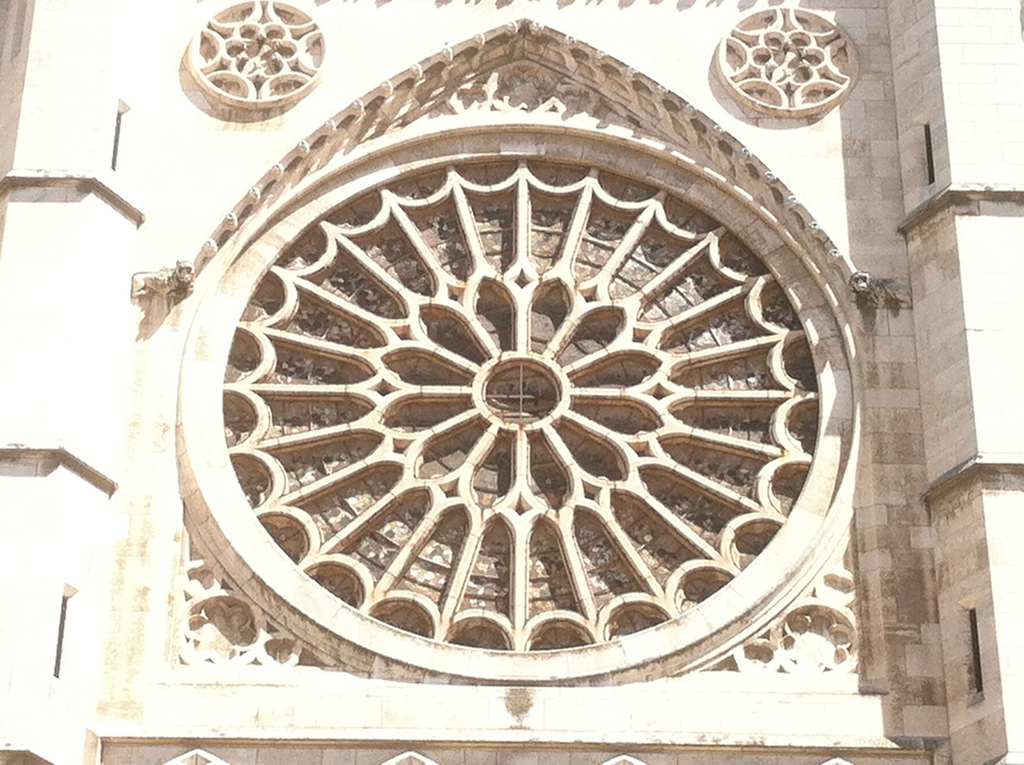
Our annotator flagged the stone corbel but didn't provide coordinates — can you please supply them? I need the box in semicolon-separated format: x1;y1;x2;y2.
849;270;912;310
131;261;195;304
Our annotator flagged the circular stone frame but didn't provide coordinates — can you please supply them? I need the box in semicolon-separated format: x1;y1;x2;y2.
185;0;325;113
178;125;857;684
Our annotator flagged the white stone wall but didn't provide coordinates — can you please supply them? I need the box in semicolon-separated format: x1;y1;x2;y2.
2;0;1024;762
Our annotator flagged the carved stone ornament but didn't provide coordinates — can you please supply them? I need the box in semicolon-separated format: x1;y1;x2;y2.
178;21;860;684
849;270;912;310
710;556;858;674
180;543;321;667
131;260;195;303
187;1;324;110
716;8;857;118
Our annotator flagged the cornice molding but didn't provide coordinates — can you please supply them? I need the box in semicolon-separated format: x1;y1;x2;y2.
899;185;1024;236
923;453;1024;505
0;169;145;227
0;445;118;496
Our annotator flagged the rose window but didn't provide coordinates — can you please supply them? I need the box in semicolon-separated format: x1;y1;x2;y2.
222;160;820;653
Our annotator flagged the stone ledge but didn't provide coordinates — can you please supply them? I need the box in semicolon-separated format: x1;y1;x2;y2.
899;185;1024;236
922;454;1024;506
0;445;118;496
0;169;145;227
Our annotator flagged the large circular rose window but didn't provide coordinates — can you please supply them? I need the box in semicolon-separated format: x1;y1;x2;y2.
219;158;822;654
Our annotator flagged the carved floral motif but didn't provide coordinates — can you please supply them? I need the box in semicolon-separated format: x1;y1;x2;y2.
716;9;856;118
187;1;324;110
710;563;857;674
181;551;313;667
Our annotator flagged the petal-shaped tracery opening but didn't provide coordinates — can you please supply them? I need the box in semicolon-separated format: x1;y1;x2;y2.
574;511;645;607
529;280;571;354
307;561;365;608
460;520;513;620
528;522;580;617
611;492;702;585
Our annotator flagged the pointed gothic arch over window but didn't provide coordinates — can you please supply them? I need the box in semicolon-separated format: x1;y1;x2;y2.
178;20;860;686
380;752;441;765
162;750;232;765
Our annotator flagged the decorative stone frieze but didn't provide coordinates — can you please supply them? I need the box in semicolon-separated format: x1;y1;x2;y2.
716;8;856;118
187;1;324;111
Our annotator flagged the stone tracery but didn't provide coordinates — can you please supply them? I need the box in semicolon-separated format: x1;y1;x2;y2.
716;8;856;118
187;0;324;109
222;159;821;652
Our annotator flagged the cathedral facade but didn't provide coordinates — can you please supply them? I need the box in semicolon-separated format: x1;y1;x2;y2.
0;0;1022;763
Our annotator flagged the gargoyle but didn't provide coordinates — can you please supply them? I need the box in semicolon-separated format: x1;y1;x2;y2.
131;261;195;303
849;271;911;309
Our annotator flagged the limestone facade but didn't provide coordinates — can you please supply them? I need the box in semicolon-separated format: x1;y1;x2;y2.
0;0;1022;763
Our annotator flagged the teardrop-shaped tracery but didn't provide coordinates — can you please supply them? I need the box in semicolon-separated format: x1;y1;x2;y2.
225;159;818;651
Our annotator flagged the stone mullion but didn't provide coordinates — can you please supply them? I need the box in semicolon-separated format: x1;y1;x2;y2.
631;231;722;307
643;450;763;517
255;422;384;453
276;455;398;509
261;327;387;367
387;194;456;300
538;425;598;622
318;490;405;557
652;423;785;462
373;499;448;599
450;177;497;281
321;223;417;310
645;283;750;347
555;506;600;625
555;177;595;284
581;199;661;302
639;492;723;563
289;278;407;341
512;168;533;281
504;429;532;514
437;517;484;636
672;333;784;370
511;500;531;646
593;505;665;601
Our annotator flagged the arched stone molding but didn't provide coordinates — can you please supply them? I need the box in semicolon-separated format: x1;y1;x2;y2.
189;19;859;296
820;759;855;765
162;750;232;765
177;21;863;686
380;753;440;765
601;756;649;765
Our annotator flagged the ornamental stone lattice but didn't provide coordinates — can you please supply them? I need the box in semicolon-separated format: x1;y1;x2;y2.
716;8;856;118
221;159;822;653
187;1;324;110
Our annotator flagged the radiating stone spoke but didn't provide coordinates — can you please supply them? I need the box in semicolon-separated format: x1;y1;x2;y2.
226;159;823;651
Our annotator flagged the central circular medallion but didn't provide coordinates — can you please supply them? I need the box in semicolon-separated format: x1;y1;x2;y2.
482;357;562;425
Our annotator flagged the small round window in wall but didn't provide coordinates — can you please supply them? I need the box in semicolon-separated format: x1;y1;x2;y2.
716;8;856;118
215;156;829;662
186;1;324;111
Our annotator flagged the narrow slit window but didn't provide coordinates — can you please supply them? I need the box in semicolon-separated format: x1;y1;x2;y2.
53;592;71;678
923;123;936;186
967;607;984;695
111;101;129;171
